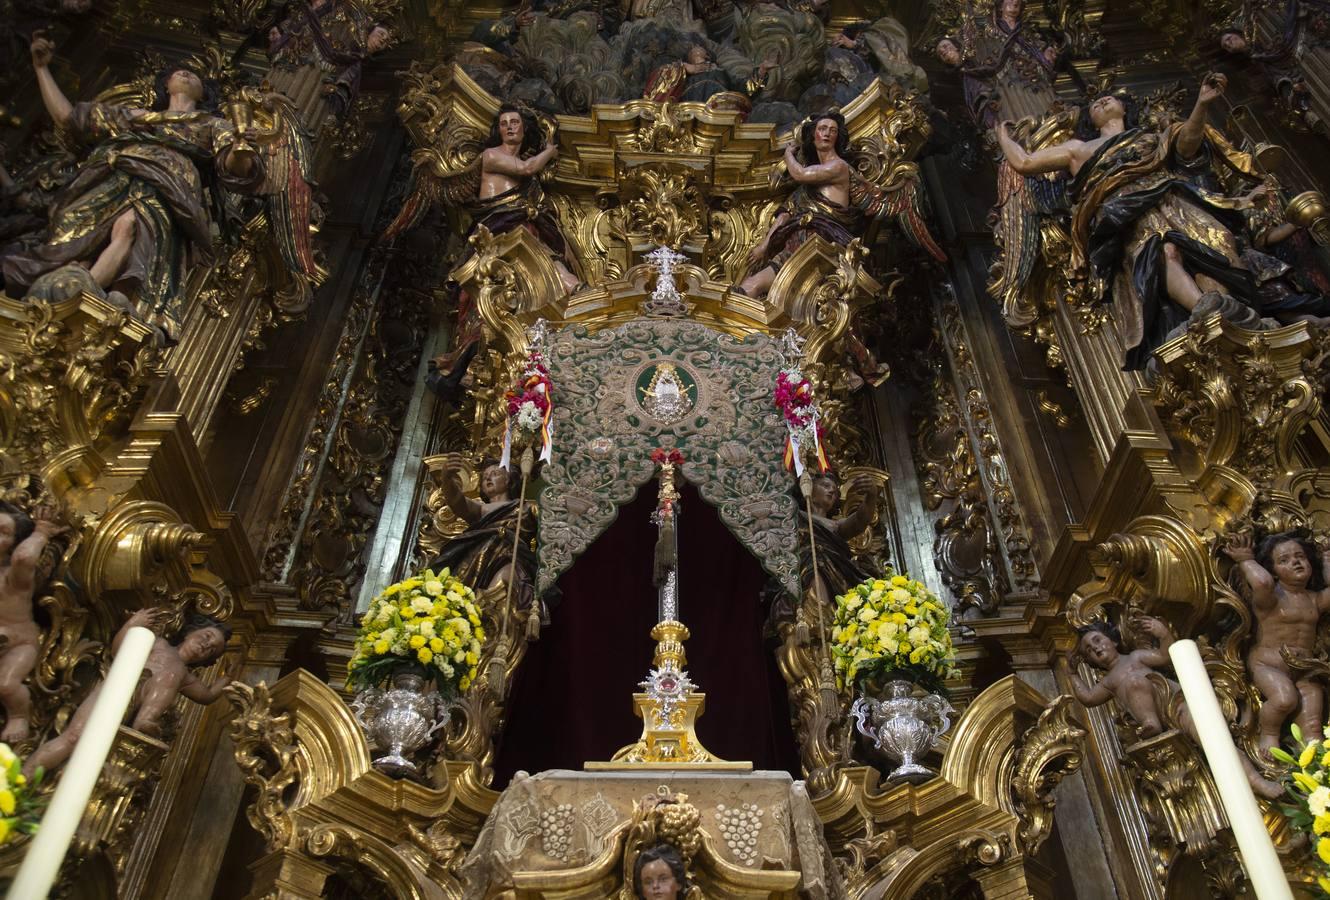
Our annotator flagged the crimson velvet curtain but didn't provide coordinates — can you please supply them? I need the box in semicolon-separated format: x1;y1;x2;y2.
494;481;801;785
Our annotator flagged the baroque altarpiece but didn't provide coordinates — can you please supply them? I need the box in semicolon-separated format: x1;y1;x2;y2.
5;0;1330;896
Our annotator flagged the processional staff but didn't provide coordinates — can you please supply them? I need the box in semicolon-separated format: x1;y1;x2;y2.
500;320;553;642
774;329;838;701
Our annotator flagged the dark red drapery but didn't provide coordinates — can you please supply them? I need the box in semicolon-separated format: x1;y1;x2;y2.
493;481;801;785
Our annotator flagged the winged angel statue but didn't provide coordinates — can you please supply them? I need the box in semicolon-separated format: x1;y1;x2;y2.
382;90;587;392
0;36;321;340
989;73;1330;371
738;107;946;300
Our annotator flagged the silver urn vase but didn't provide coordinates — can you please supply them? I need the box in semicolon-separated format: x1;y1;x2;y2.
350;672;450;776
850;678;953;783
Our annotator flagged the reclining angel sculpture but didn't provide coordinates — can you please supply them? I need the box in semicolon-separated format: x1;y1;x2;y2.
990;74;1330;371
0;35;320;340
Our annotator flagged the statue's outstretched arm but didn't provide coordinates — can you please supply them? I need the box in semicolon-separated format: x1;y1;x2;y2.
31;34;73;128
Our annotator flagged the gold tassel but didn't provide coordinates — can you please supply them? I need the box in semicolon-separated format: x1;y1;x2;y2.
488;657;506;697
795;617;810;646
526;608;542;641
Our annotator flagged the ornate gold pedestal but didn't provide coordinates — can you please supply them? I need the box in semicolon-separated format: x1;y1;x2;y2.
587;620;750;772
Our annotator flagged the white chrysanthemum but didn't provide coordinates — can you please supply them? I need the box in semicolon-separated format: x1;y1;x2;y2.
411;597;432;613
1311;785;1330;816
516;400;542;432
424;580;444;596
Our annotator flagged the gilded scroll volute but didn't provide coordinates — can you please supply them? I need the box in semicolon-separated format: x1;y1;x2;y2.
0;294;161;482
76;501;207;612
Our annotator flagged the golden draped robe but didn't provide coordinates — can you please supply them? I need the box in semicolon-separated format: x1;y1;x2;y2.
1;101;261;338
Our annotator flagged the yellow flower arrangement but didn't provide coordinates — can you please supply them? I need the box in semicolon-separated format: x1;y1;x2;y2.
829;571;957;695
0;742;43;845
347;568;487;697
1271;724;1330;894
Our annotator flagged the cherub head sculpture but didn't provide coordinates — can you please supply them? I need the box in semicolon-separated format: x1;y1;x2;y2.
170;613;233;667
1073;620;1123;671
633;843;689;900
1255;531;1325;591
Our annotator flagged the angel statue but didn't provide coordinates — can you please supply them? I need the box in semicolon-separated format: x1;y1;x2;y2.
266;0;393;131
0;35;319;341
426;454;548;628
938;0;1061;132
736;111;944;300
386;104;582;394
1218;0;1330;135
993;75;1281;370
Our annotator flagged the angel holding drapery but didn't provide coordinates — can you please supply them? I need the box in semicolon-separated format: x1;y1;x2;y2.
0;34;320;341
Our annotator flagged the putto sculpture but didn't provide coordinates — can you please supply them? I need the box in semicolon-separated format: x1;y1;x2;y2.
1060;614;1282;798
24;608;232;776
1224;531;1330;758
0;503;66;743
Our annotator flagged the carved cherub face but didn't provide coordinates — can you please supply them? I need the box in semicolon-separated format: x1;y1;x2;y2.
166;69;204;103
1088;94;1125;128
936;38;962;67
1270;539;1313;588
367;25;390;54
686;45;711;66
1001;0;1024;19
1220;31;1248;54
178;625;227;666
638;859;681;900
813;117;839;153
498;111;525;147
1078;629;1120;670
481;464;511;501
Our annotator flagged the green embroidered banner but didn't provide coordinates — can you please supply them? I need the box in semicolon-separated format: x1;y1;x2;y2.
537;319;801;598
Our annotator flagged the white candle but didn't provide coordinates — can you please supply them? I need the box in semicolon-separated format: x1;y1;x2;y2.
1169;639;1293;900
9;626;155;899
